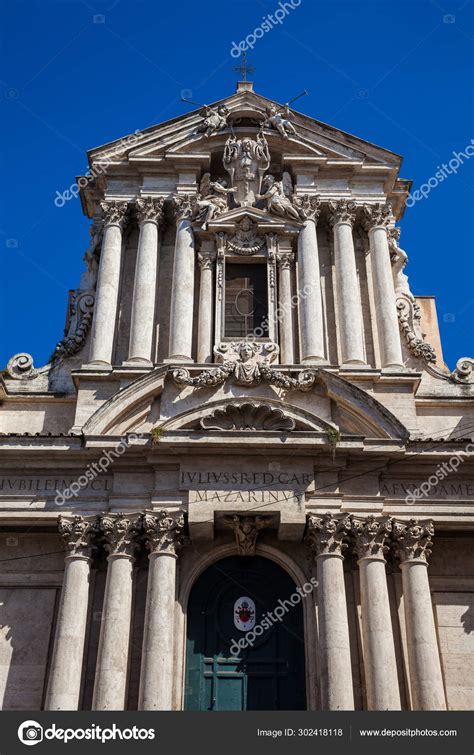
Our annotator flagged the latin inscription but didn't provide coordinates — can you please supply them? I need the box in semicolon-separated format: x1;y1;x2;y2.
0;476;112;496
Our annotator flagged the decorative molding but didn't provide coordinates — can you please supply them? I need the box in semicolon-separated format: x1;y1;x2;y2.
52;290;95;361
351;515;393;560
451;357;474;384
224;514;270;556
200;402;295;431
328;199;357;227
58;515;99;559
172;341;317;391
392;518;434;564
306;513;351;557
227;217;265;255
136;196;165;224
100;514;141;557
292;194;321;222
141;509;186;556
396;296;437;363
362;202;393;230
6;353;39;380
100;200;129;227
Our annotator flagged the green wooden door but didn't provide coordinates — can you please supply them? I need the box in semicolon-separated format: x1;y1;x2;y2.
185;556;306;711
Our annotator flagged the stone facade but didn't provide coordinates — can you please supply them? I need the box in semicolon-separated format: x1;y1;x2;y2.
1;81;473;711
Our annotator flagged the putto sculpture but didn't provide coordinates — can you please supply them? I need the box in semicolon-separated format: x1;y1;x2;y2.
262;103;297;138
195;104;230;137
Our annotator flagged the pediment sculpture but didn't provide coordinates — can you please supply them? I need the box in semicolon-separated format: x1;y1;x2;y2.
227;217;265;255
193;173;237;229
223;133;271;206
172;341;317;391
262;104;297;139
195;104;230;137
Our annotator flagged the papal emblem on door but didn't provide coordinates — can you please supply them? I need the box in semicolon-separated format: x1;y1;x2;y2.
234;596;256;631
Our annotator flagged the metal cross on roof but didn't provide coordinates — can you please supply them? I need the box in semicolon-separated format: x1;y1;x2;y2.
234;51;255;82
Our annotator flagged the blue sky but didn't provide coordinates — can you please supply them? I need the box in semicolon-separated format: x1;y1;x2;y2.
1;0;473;369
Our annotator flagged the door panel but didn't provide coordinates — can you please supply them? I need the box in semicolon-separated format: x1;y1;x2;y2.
185;556;306;711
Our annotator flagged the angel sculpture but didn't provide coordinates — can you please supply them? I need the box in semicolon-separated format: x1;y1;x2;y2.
196;105;230;138
193;173;236;229
388;228;412;298
263;104;297;138
258;173;301;221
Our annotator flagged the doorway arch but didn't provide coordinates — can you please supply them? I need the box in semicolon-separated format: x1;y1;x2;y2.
184;555;307;711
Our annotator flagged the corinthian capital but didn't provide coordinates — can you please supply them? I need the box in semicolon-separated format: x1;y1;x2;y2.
277;252;294;270
306;513;351;558
392;518;434;564
198;252;216;271
363;202;393;230
328;199;357;227
172;194;197;221
141;510;186;555
100;514;141;557
292;194;321;221
136;196;165;225
100;200;129;227
58;515;99;558
351;515;393;560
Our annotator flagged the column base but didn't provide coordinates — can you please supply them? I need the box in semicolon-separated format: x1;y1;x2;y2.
163;356;194;363
122;358;154;368
86;360;113;371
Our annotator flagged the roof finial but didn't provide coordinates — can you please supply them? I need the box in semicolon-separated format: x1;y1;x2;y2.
234;51;255;92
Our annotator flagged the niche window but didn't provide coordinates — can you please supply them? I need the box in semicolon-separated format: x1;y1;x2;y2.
224;263;269;339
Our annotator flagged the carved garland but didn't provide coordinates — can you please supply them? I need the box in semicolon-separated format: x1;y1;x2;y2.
396;295;437;363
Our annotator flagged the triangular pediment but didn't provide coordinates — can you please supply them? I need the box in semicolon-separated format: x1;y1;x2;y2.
87;88;402;171
205;206;303;232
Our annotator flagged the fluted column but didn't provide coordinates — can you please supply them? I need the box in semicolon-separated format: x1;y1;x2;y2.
92;515;140;710
328;200;365;365
307;514;354;710
277;253;295;364
138;510;185;710
352;516;401;710
89;201;128;367
393;520;446;710
45;516;98;710
363;203;404;368
127;197;164;365
294;195;325;363
168;195;196;361
197;252;215;363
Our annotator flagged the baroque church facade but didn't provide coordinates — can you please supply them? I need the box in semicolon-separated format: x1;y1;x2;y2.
1;80;473;712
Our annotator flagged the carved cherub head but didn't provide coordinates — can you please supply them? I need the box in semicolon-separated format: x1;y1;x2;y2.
238;342;257;362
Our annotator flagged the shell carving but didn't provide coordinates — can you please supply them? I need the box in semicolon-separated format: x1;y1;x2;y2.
200;403;295;432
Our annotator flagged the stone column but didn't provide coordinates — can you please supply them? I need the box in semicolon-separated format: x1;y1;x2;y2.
277;253;295;364
92;515;140;710
393;519;446;710
328;200;365;365
363;203;404;368
89;201;128;367
307;514;354;710
45;516;98;710
168;195;196;362
127;197;164;365
352;516;401;710
197;252;215;363
294;196;325;363
138;510;185;710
